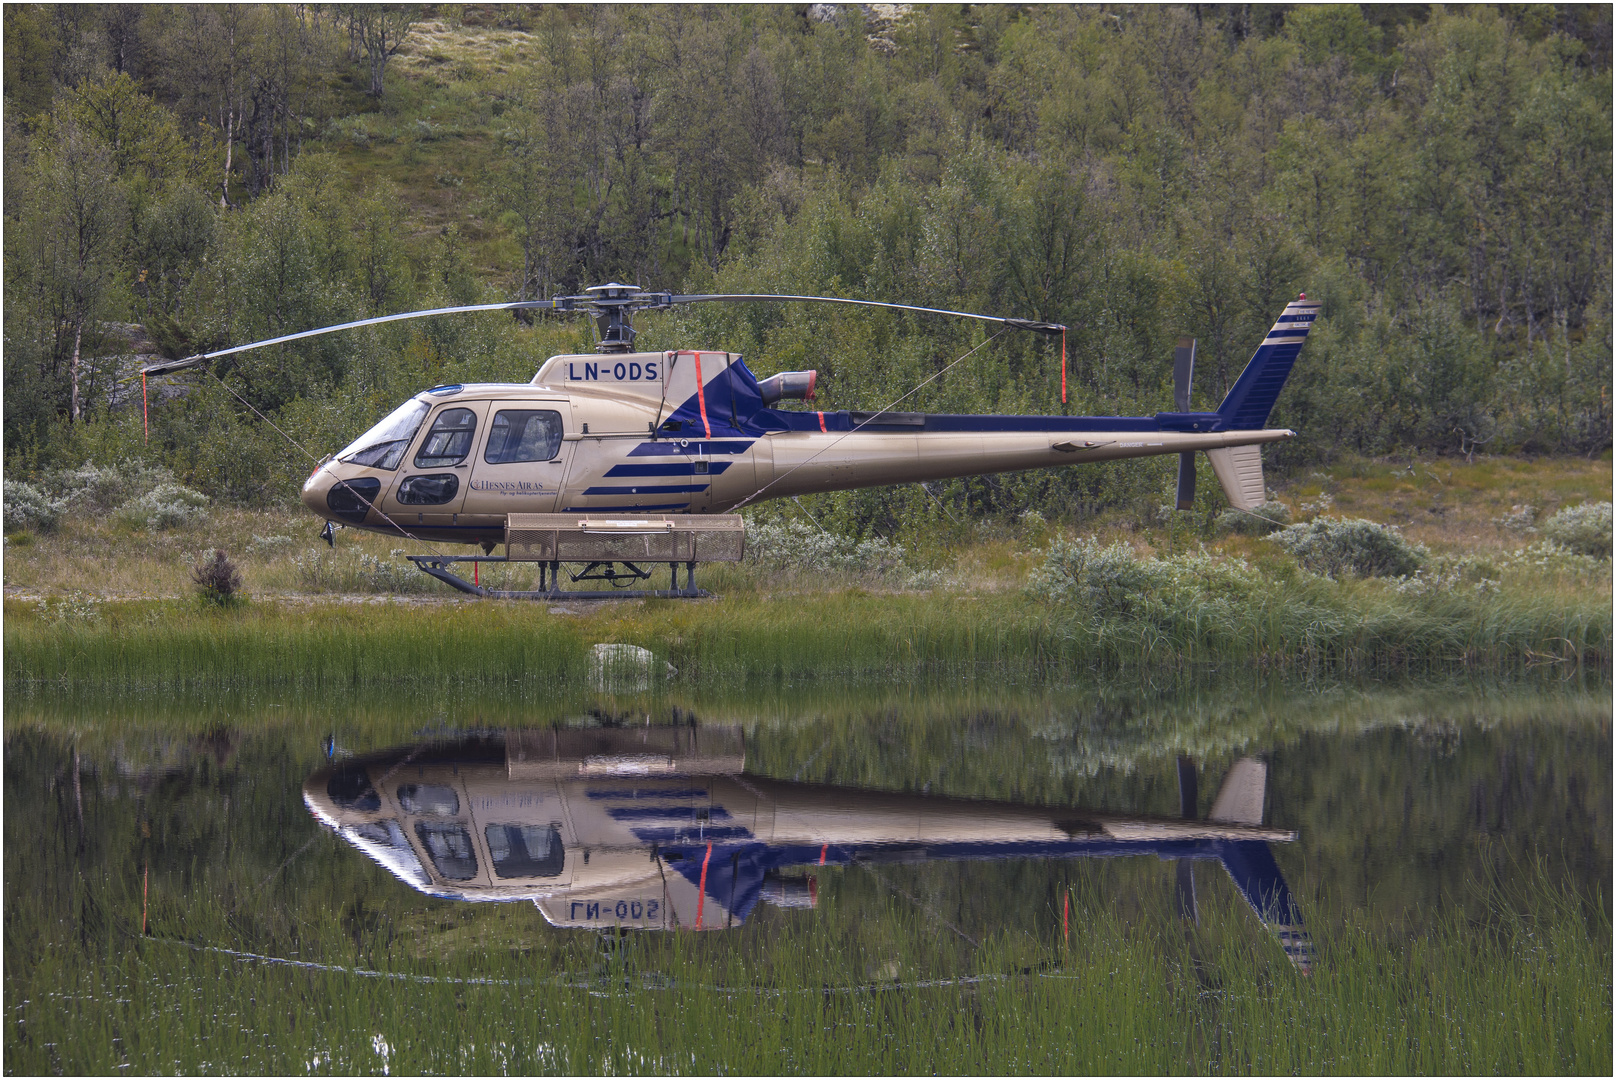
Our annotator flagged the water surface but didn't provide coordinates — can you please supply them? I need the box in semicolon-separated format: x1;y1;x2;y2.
6;679;1609;1074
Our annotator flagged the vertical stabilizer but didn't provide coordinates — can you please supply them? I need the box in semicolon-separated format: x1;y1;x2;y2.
1216;296;1320;430
1205;445;1266;511
1209;757;1267;825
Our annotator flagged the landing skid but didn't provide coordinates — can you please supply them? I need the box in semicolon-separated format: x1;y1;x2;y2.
406;555;709;600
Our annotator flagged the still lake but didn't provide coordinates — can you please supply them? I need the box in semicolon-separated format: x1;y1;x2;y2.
6;677;1610;1074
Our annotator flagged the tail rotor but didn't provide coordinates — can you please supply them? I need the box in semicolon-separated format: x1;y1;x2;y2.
1172;338;1197;510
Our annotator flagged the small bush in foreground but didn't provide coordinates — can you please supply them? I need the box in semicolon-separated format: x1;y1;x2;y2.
190;550;243;606
1542;502;1612;558
1269;516;1425;578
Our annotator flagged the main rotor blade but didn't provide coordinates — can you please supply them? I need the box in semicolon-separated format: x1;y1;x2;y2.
664;293;1066;334
1175;858;1199;923
138;299;564;375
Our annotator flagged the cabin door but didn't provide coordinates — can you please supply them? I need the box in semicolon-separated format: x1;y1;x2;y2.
379;399;484;528
462;400;575;519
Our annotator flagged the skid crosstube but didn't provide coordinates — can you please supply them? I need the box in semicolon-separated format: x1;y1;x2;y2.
403;513;744;600
407;554;709;600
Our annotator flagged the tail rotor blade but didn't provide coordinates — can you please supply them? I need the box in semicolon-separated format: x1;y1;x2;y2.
1176;755;1199;819
1172;337;1196;412
1172;338;1198;511
1175;452;1197;510
1175;754;1199;922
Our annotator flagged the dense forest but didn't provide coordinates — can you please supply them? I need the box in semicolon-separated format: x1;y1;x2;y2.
3;4;1611;525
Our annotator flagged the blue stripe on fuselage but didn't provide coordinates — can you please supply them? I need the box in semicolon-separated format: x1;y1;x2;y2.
628;441;754;456
582;484;709;495
605;462;732;477
586;788;709;800
626;825;753;843
760;410;1166;434
561;502;690;512
608;806;733;821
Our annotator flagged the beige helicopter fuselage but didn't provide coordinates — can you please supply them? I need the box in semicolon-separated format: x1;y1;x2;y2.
300;349;1291;545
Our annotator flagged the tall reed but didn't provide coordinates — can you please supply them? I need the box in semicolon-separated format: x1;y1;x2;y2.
6;859;1606;1074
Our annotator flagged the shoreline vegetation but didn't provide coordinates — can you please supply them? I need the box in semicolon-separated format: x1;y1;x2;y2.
5;456;1610;689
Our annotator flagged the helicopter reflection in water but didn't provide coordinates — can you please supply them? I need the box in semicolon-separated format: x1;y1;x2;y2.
304;727;1312;970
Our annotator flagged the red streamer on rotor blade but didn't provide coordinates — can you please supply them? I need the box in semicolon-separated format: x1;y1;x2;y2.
1060;328;1067;405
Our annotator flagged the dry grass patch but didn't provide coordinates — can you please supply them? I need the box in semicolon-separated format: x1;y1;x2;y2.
1270;454;1611;554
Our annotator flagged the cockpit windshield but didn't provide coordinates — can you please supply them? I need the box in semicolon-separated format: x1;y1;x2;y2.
336;398;431;470
342;820;431;890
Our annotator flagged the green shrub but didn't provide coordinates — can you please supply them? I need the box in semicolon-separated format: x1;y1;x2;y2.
1028;537;1266;616
1542;502;1612;558
52;461;175;513
3;480;61;532
117;483;211;530
1216;499;1292;535
1268;517;1426;578
745;519;910;580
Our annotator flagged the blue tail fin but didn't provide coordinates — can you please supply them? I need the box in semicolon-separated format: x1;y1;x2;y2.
1216;296;1321;430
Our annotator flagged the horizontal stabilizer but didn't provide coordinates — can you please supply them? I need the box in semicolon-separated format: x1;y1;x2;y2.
1209;757;1267;825
1205;445;1266;511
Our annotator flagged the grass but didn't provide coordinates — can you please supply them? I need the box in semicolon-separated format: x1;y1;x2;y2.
5;847;1606;1075
3;567;1608;693
4;454;1608;687
1265;453;1611;555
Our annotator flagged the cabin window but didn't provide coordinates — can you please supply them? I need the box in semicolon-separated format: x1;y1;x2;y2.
414;822;477;880
337;398;431;470
415;408;477;468
397;474;460;505
485;824;566;878
398;783;459;816
485;410;564;464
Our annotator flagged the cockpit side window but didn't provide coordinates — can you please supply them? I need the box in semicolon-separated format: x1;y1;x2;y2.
485;824;565;878
397;784;459;815
414;408;477;468
414;822;478;880
484;410;564;464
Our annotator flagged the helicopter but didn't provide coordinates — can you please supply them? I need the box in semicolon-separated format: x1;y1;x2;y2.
305;726;1313;971
143;284;1317;594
